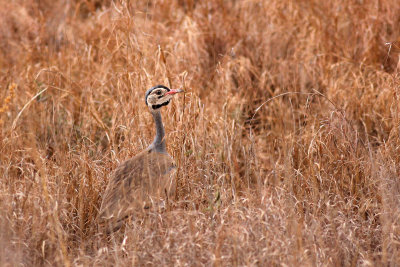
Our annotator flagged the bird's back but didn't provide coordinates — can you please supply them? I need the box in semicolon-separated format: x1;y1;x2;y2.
98;149;176;232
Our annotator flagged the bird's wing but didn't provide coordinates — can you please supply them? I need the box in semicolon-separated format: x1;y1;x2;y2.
98;150;176;232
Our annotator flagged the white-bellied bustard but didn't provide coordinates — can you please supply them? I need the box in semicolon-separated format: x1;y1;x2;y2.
98;85;183;232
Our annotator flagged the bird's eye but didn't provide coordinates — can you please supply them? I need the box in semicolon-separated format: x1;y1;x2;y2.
156;90;162;95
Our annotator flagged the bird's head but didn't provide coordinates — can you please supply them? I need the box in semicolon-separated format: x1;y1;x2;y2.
145;85;183;112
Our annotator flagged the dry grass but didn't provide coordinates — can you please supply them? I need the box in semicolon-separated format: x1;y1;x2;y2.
1;0;400;266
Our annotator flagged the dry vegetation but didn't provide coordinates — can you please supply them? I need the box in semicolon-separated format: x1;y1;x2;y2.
1;0;400;266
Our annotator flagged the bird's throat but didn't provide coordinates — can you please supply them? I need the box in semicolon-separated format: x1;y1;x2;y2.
151;100;170;110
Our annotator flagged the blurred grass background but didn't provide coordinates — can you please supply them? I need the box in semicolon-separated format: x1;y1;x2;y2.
1;0;400;265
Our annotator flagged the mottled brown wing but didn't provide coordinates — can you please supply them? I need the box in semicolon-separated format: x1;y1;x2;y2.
98;150;176;232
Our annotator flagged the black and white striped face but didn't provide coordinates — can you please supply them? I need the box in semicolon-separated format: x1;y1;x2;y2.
145;85;183;112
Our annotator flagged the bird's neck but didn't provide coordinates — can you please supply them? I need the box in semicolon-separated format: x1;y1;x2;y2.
150;110;166;152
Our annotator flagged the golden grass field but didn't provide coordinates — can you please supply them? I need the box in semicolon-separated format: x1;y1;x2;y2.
1;0;400;266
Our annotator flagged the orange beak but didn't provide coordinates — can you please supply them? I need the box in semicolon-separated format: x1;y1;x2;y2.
165;88;184;95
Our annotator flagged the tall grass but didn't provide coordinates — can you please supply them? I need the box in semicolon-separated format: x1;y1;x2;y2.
1;0;400;265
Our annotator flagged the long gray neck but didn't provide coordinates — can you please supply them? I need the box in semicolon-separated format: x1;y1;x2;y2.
149;110;166;152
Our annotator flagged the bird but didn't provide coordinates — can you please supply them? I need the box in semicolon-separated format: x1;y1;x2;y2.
98;85;183;232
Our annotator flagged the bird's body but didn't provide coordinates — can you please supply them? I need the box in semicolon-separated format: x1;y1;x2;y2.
98;85;183;232
98;149;176;231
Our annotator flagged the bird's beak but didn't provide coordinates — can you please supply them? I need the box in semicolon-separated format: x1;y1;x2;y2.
165;88;184;95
